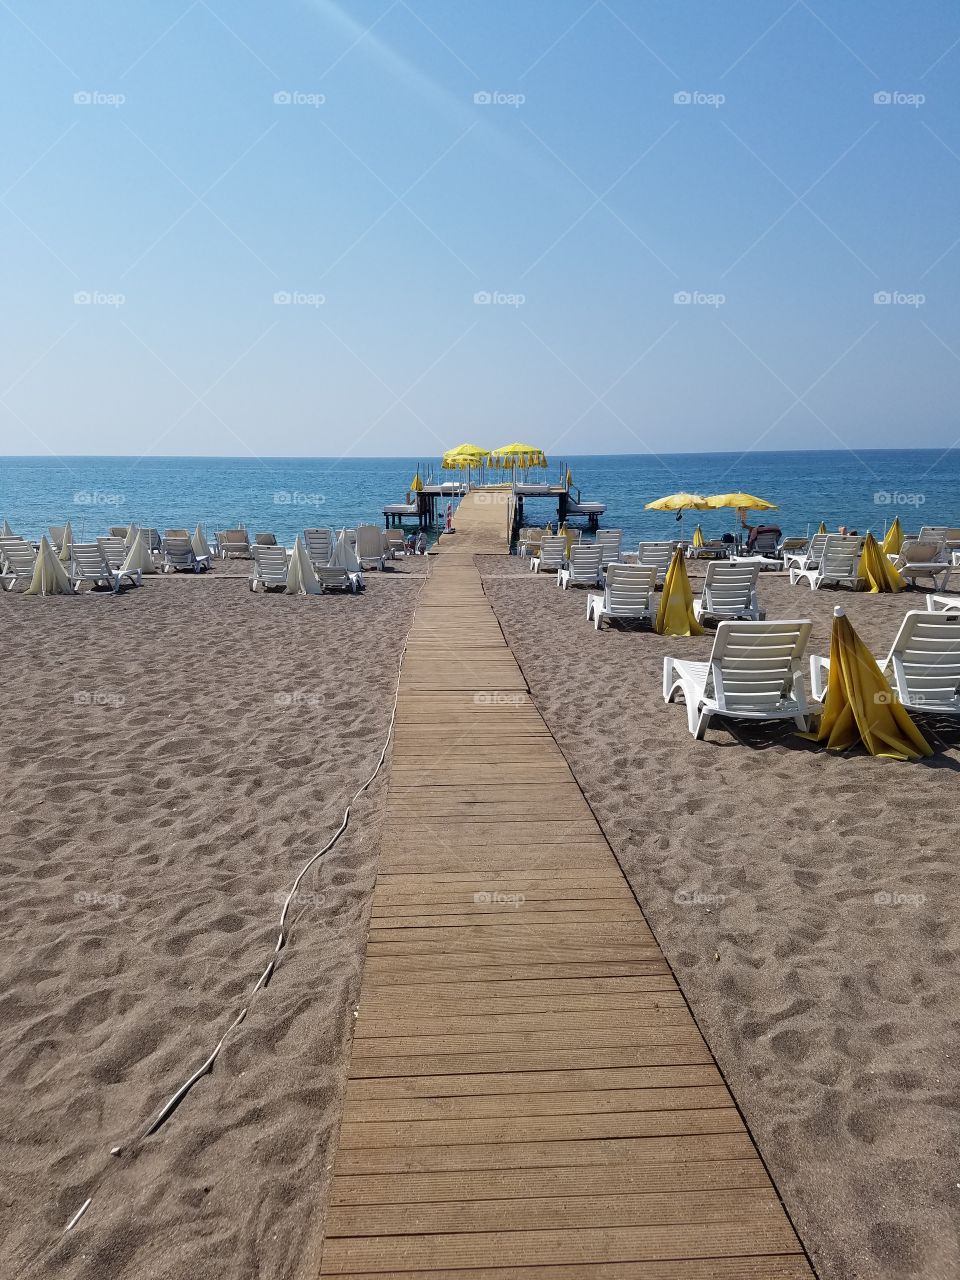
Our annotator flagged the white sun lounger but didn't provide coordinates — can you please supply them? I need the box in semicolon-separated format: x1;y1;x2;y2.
385;529;406;557
530;536;566;573
96;536;128;571
594;529;623;569
694;561;763;622
71;543;141;592
163;536;210;573
249;544;290;591
587;563;657;629
892;538;952;589
789;535;864;590
630;541;675;584
304;528;334;567
0;539;37;590
926;594;960;613
783;532;829;575
217;528;251;559
356;524;386;570
810;610;960;716
664;619;813;739
558;544;603;590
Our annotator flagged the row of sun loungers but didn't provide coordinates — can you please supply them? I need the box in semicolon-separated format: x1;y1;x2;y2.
665;610;960;738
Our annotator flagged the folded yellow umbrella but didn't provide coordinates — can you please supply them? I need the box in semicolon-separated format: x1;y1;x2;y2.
26;535;73;595
858;531;905;593
410;472;424;491
121;529;156;575
655;547;704;637
285;535;322;595
817;521;827;535
881;516;904;555
565;468;573;489
811;607;931;759
59;520;73;565
192;524;212;559
692;525;704;548
557;521;577;555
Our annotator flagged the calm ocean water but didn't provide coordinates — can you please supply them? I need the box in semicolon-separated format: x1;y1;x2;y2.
0;451;957;546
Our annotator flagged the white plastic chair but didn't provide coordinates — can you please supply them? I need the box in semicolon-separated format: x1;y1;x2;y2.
558;544;603;590
694;561;763;622
789;536;864;590
249;545;290;591
530;536;566;574
587;564;657;629
664;619;813;739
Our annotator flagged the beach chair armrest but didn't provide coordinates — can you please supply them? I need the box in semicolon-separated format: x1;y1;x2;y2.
809;654;830;703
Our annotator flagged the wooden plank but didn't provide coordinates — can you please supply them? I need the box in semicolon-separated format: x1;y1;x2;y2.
319;1219;804;1273
317;534;812;1280
326;1187;782;1237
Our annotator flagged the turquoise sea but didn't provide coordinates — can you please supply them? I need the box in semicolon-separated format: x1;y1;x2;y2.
0;451;957;546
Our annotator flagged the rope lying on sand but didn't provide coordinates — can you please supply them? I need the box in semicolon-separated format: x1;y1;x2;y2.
63;586;420;1234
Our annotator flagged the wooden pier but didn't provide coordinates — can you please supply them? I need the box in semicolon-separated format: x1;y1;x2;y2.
318;491;812;1278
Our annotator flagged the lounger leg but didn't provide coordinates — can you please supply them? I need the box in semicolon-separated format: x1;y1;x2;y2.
693;707;710;739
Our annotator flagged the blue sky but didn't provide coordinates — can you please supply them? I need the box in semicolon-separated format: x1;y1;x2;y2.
1;0;959;459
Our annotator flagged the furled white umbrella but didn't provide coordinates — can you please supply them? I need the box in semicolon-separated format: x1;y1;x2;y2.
121;529;156;575
330;528;361;573
26;536;73;595
59;520;73;565
285;534;322;595
124;523;140;548
192;524;212;559
1;519;13;537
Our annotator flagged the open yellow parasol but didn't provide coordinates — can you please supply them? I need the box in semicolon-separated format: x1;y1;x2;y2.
441;444;488;470
810;607;931;759
858;531;905;593
704;493;778;511
645;492;709;511
655;547;704;637
489;443;547;471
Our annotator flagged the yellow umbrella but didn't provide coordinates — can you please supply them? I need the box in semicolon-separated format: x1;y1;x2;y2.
810;607;931;759
565;468;573;490
817;521;828;535
858;531;905;593
703;493;778;510
655;548;704;637
645;492;709;511
441;444;488;470
692;525;704;548
410;473;424;492
26;535;73;595
558;521;577;555
489;443;547;470
881;516;904;555
58;520;73;565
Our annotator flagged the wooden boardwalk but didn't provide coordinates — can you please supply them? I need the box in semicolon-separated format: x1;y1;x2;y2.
319;493;813;1278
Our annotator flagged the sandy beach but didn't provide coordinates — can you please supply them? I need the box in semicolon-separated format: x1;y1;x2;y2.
0;558;424;1280
480;555;960;1280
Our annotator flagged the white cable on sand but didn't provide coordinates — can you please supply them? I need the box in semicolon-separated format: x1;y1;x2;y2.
63;575;420;1232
